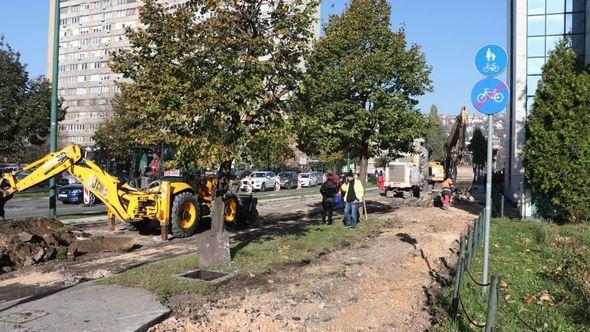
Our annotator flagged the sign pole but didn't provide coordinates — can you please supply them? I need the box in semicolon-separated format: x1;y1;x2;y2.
472;44;507;296
482;113;493;295
49;0;61;218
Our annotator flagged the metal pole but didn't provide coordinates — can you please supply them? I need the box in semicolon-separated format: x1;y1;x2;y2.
49;0;61;218
482;114;493;295
485;276;500;332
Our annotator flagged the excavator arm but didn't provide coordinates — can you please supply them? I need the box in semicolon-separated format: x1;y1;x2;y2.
443;106;471;184
0;145;146;221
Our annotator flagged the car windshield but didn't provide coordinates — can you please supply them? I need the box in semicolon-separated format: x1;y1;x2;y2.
300;174;309;178
251;172;267;178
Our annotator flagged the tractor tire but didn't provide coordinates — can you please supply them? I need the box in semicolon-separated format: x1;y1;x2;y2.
170;192;199;238
224;196;238;223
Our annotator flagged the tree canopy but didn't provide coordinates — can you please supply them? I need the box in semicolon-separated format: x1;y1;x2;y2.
469;127;487;172
104;0;318;171
294;0;432;182
425;105;445;162
524;39;590;222
0;37;63;161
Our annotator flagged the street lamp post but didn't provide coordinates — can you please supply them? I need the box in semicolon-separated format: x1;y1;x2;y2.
49;0;61;218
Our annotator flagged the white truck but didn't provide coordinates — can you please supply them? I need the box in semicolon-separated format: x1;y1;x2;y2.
380;141;429;198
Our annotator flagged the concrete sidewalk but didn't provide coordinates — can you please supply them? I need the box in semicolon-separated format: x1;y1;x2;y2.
0;282;169;332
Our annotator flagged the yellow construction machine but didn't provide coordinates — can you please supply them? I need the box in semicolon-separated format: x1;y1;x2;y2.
0;145;240;237
443;106;474;186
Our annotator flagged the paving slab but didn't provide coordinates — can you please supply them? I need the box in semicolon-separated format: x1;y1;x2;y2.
0;282;169;332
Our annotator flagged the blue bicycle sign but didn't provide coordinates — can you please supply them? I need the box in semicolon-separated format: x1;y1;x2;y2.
475;45;507;77
471;78;509;115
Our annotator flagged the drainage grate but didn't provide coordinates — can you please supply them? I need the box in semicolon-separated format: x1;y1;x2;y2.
177;269;233;285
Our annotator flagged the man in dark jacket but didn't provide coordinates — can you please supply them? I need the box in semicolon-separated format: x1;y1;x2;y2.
320;173;338;224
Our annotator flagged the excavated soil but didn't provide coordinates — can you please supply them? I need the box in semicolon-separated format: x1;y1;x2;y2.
0;219;138;274
151;205;479;331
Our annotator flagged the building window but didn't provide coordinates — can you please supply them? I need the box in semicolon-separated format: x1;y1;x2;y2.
528;0;545;15
546;14;565;35
547;0;565;14
527;15;545;35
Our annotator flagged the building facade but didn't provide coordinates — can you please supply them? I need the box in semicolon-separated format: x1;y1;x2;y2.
47;0;321;147
506;0;588;215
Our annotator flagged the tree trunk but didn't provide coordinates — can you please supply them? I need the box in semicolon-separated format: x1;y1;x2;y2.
359;154;369;186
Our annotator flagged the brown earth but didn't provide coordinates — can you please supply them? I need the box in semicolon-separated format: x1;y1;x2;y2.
151;204;479;331
0;218;139;275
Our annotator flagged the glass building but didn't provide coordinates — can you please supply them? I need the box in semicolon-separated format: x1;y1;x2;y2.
506;0;588;216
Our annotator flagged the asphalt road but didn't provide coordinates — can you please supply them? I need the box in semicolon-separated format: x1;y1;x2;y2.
3;185;323;220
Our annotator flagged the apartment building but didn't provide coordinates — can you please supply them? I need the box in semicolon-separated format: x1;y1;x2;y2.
48;0;320;147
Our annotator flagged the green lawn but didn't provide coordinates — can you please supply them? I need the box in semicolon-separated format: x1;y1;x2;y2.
433;218;590;331
102;216;385;301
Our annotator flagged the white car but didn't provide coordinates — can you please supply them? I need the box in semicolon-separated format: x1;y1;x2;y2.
241;171;276;191
298;173;318;187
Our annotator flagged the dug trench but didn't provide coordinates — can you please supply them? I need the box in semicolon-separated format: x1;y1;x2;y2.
152;202;481;331
0;219;138;273
0;218;140;301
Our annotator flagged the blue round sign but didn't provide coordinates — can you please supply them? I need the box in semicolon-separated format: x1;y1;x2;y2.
475;45;507;77
471;78;509;115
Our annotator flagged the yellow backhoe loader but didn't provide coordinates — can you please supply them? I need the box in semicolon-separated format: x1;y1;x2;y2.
0;145;240;237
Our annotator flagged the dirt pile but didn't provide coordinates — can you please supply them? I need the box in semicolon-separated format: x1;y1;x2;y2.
0;219;139;274
0;219;77;273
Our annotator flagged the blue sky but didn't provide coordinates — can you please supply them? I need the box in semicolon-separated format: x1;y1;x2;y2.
0;0;507;115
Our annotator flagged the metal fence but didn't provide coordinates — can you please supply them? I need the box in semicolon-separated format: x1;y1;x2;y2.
449;210;539;331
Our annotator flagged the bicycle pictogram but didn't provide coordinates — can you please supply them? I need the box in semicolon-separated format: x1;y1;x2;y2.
483;62;499;73
476;88;504;103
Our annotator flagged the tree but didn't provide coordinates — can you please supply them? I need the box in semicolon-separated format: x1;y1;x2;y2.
425;105;446;162
93;96;139;161
109;0;318;174
469;127;487;176
0;37;64;160
294;0;432;184
524;39;590;222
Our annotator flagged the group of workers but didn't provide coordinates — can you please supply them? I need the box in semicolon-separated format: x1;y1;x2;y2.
320;171;364;229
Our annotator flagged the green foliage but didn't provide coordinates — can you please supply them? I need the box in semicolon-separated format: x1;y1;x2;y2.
0;37;64;160
433;218;590;331
425;105;446;162
295;0;432;181
109;0;319;170
93;96;140;161
469;127;487;171
524;39;590;222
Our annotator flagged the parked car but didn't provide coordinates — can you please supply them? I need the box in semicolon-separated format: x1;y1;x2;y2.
312;172;325;184
234;170;251;180
298;173;318;187
58;184;84;204
58;173;80;186
278;172;298;189
240;171;276;191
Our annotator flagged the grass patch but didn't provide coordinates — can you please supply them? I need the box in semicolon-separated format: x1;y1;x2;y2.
257;190;321;201
103;216;385;301
100;254;211;301
12;191;49;199
432;218;590;331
